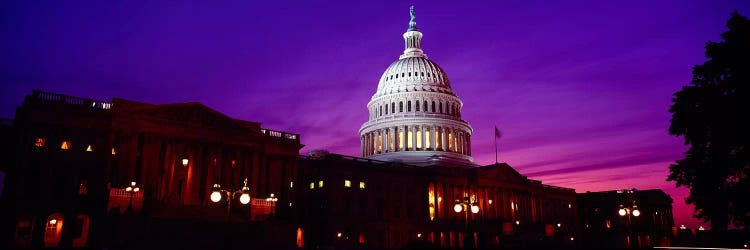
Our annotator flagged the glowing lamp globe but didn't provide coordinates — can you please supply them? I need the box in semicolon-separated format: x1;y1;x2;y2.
125;187;132;192
453;204;463;213
618;208;627;216
632;209;640;217
239;193;250;204
470;205;479;214
133;187;139;192
210;191;222;203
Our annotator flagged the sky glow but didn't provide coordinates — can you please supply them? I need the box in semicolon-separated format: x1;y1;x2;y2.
2;0;749;229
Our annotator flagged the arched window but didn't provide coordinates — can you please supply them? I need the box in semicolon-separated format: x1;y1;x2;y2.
385;105;388;114
391;103;395;113
407;101;412;112
395;74;398;79
408;72;411;77
423;101;428;112
415;101;420;111
432;101;436;113
421;72;424;77
439;102;443;113
399;102;403;112
379;106;382;116
402;73;405;77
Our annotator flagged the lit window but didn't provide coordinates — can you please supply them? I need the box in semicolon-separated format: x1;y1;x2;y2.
568;203;572;208
111;147;117;155
86;144;93;152
407;131;413;148
345;180;351;188
309;182;315;189
35;137;45;147
318;180;324;188
60;141;70;150
359;182;366;189
290;181;294;188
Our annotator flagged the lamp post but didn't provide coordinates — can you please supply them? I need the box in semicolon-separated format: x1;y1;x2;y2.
124;181;140;213
265;193;278;218
211;178;251;250
454;195;479;248
211;178;251;224
618;201;640;248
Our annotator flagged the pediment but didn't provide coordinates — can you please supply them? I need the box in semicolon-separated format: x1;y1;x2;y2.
476;163;528;184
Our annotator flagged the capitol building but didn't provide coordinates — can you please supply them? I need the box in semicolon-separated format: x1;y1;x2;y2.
1;6;586;250
360;7;474;167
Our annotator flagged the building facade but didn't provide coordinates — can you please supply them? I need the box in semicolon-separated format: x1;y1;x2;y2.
1;90;302;248
298;153;578;249
577;189;675;248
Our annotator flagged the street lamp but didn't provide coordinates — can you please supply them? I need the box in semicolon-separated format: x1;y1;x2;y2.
211;178;251;250
265;193;278;218
211;178;251;223
124;181;140;213
618;201;641;248
454;195;479;248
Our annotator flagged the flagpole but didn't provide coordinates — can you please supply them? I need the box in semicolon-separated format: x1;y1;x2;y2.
494;126;498;164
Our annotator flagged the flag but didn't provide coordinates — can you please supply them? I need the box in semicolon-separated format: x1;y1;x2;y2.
494;126;502;139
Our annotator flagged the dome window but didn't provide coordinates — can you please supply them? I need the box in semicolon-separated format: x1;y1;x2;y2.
421;72;424;77
391;103;395;114
408;72;411;77
423;101;428;112
402;73;405;77
399;102;403;112
395;74;398;79
407;101;412;112
415;101;420;111
439;102;443;114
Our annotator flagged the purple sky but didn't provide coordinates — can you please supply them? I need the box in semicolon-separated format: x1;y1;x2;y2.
2;0;748;229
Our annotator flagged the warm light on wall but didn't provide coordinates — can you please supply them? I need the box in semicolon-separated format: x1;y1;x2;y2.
60;141;70;150
111;147;117;155
296;228;304;248
49;219;57;225
182;158;189;167
488;199;493;205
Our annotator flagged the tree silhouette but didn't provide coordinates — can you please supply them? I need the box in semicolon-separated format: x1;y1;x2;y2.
668;11;750;236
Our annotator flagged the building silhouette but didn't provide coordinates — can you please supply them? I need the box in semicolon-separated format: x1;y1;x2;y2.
0;6;676;250
577;189;675;248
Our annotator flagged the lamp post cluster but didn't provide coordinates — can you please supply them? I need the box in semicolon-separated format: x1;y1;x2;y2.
125;181;140;213
618;200;640;248
266;193;278;218
211;178;251;223
454;195;479;248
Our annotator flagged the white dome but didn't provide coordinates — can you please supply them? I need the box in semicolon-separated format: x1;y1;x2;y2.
359;7;474;167
374;57;456;99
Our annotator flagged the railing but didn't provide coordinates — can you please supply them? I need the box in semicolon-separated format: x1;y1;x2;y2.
30;90;112;110
260;128;299;141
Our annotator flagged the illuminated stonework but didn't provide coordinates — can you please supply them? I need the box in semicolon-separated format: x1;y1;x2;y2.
359;7;474;166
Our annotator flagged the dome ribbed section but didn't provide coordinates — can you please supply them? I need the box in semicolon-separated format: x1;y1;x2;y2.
373;57;455;98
